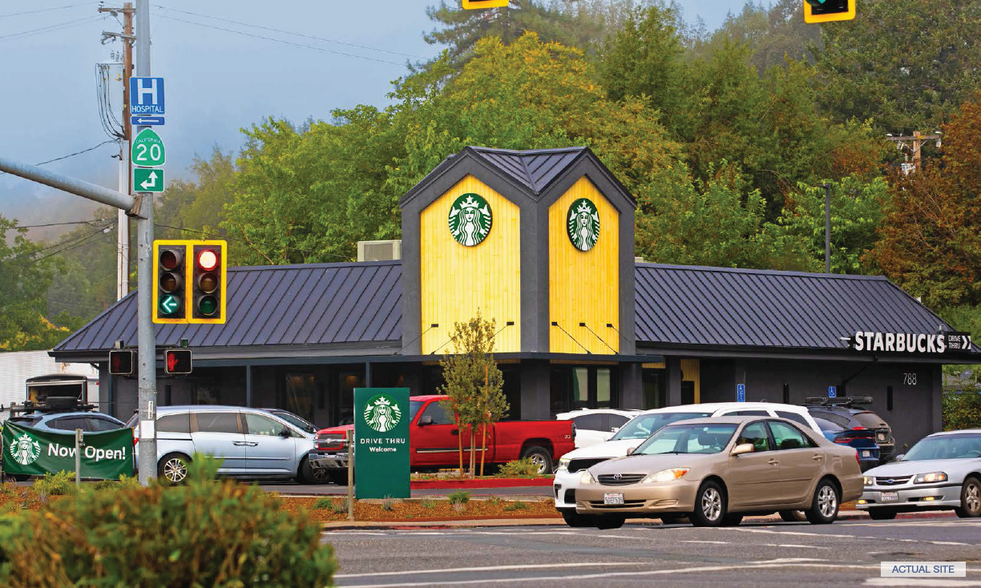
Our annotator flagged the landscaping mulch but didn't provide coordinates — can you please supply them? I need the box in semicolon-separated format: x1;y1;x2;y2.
278;496;561;523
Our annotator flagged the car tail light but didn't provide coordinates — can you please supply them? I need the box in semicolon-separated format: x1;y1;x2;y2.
855;451;861;466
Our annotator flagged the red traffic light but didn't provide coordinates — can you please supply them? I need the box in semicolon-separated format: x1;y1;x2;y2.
197;249;218;271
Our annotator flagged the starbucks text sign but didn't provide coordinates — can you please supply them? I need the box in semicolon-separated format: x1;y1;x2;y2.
2;421;134;479
354;388;410;499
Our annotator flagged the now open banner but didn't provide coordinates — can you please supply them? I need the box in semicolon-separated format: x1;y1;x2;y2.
2;421;134;479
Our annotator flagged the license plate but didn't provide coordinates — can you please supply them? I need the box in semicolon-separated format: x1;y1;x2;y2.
861;450;871;458
604;493;624;505
880;491;899;503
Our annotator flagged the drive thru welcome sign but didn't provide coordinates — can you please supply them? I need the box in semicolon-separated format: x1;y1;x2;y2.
354;388;410;499
2;421;133;479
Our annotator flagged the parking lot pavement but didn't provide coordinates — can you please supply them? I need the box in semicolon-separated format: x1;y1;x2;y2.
259;482;553;498
323;517;981;587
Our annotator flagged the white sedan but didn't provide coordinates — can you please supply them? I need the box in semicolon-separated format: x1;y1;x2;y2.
859;429;981;519
556;408;640;448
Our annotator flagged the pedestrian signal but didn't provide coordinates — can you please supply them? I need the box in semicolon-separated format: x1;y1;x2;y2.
109;350;134;376
804;0;855;23
164;349;192;375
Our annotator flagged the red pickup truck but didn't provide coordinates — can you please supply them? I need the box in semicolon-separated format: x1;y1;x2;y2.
309;395;575;485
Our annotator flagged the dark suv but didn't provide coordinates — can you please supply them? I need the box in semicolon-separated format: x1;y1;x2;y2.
804;397;895;463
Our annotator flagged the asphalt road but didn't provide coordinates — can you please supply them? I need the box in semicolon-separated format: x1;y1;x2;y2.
323;516;981;587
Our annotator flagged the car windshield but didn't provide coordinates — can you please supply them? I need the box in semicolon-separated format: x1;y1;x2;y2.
270;410;317;434
610;412;711;441
409;400;424;422
634;423;737;455
903;434;981;461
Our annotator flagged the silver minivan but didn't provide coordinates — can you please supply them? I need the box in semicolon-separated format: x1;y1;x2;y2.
129;406;319;484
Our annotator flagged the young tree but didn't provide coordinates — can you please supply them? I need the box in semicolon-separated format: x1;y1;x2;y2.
438;312;508;478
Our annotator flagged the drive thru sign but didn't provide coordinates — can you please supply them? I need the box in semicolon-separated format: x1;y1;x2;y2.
354;388;410;499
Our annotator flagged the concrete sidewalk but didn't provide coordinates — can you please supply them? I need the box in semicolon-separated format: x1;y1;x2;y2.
321;509;956;530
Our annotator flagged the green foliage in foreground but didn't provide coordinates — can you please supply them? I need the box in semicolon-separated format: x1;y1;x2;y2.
0;457;337;587
447;490;471;505
496;457;542;478
942;392;981;432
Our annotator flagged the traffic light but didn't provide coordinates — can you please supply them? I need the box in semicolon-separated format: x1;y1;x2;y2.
109;350;134;375
164;349;192;375
804;0;855;23
153;241;186;323
190;241;226;324
462;0;509;9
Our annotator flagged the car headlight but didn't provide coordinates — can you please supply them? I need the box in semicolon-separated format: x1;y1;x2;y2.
913;472;948;484
579;470;596;485
642;468;690;484
863;476;874;486
558;457;570;472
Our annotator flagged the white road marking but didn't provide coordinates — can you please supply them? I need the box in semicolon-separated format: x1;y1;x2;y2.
864;579;981;586
682;540;730;545
334;561;660;579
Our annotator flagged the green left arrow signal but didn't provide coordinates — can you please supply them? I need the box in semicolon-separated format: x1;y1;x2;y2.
159;294;181;315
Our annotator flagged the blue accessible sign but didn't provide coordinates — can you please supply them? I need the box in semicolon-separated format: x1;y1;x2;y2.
130;77;165;116
736;383;746;402
828;386;837;398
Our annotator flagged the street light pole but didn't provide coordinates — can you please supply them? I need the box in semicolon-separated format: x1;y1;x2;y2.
134;0;157;486
824;183;831;274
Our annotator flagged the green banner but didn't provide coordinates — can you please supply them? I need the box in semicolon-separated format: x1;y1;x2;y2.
354;388;410;499
2;421;134;480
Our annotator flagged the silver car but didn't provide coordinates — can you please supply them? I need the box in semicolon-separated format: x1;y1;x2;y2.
130;406;319;485
858;428;981;519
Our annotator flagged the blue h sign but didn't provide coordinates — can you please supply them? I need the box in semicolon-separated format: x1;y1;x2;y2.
736;383;746;402
828;385;837;398
130;77;165;115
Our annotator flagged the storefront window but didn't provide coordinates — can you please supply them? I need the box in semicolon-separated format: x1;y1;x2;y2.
285;373;315;423
336;371;362;425
642;369;666;409
572;368;589;410
551;366;619;415
597;368;611;408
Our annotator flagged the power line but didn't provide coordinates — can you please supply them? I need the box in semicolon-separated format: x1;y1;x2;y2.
156;14;407;67
31;224;115;263
0;14;104;42
12;218;114;229
152;4;425;60
0;140;118;176
0;3;96;20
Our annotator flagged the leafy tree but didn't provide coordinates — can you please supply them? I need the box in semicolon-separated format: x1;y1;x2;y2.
155;147;236;240
815;0;981;133
438;312;507;478
873;93;981;309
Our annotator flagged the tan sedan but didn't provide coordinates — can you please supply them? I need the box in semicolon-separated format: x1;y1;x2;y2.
569;416;863;529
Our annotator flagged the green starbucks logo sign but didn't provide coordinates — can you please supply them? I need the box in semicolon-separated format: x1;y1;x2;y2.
364;394;402;433
9;432;41;466
567;198;600;251
448;193;492;247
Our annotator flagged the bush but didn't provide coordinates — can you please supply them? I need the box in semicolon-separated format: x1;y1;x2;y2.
382;498;397;512
91;473;142;493
421;499;437;509
943;391;981;431
503;501;528;512
0;455;337;587
447;490;470;505
496;458;540;478
32;471;76;496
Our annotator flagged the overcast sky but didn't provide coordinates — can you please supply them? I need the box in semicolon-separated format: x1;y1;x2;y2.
0;0;750;228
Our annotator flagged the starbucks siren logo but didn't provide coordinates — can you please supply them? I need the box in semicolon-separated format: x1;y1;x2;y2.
9;433;41;466
363;394;402;433
448;193;492;246
567;198;600;251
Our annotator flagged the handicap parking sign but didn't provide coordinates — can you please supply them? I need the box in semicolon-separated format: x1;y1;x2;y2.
828;386;837;398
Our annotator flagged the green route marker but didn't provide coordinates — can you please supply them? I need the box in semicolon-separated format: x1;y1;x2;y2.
133;167;165;193
131;128;166;167
159;294;180;315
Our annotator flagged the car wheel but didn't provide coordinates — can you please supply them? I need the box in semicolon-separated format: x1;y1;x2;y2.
158;453;190;485
690;480;726;527
868;508;897;520
520;446;553;476
561;511;594;528
805;479;839;524
659;514;687;525
955;476;981;518
594;515;625;530
298;457;329;485
327;471;349;486
721;514;743;526
779;510;806;522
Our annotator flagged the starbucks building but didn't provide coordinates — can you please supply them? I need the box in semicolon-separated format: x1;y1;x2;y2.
51;146;980;448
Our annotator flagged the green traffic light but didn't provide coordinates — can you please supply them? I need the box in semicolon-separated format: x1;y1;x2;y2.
197;295;218;317
159;294;181;316
805;0;826;6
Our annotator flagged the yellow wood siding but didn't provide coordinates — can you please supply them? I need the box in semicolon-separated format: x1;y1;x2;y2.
680;359;701;403
548;177;619;354
420;175;521;354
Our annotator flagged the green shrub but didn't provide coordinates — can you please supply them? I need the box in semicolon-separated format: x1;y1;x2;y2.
447;490;470;505
942;392;981;431
382;498;397;511
503;501;529;512
32;471;76;496
421;499;437;509
0;455;337;587
314;497;334;510
496;457;540;477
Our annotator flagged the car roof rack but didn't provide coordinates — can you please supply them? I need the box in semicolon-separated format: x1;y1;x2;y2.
803;396;874;408
6;396;97;416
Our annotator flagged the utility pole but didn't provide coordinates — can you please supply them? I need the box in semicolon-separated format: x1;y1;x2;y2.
886;131;942;175
100;3;134;301
134;0;157;487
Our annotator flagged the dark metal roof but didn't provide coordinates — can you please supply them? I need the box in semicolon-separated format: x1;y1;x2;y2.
468;146;585;195
54;261;402;354
635;264;959;351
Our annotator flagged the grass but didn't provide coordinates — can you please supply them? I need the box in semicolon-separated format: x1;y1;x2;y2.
503;501;529;512
447;490;470;505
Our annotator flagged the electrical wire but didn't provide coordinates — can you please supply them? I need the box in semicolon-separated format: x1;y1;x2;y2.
31;223;115;263
96;63;124;140
0;3;96;20
156;15;407;67
0;140;118;176
152;4;425;60
0;14;104;42
12;218;114;229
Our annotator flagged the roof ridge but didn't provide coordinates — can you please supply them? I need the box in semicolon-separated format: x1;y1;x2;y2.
469;145;586;155
635;263;887;281
229;259;402;272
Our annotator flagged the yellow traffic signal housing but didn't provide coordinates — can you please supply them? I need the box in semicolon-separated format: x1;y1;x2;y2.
462;0;509;9
153;239;228;325
804;0;855;23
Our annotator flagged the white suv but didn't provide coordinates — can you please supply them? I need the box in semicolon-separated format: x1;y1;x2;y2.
553;402;822;514
556;408;641;448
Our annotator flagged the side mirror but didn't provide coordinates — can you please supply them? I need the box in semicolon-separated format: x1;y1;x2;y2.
279;428;291;438
893;453;905;462
731;443;754;456
611;427;620;434
626;446;638;455
418;416;434;426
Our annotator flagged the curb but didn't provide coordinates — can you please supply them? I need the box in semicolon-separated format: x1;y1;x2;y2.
410;478;553;489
